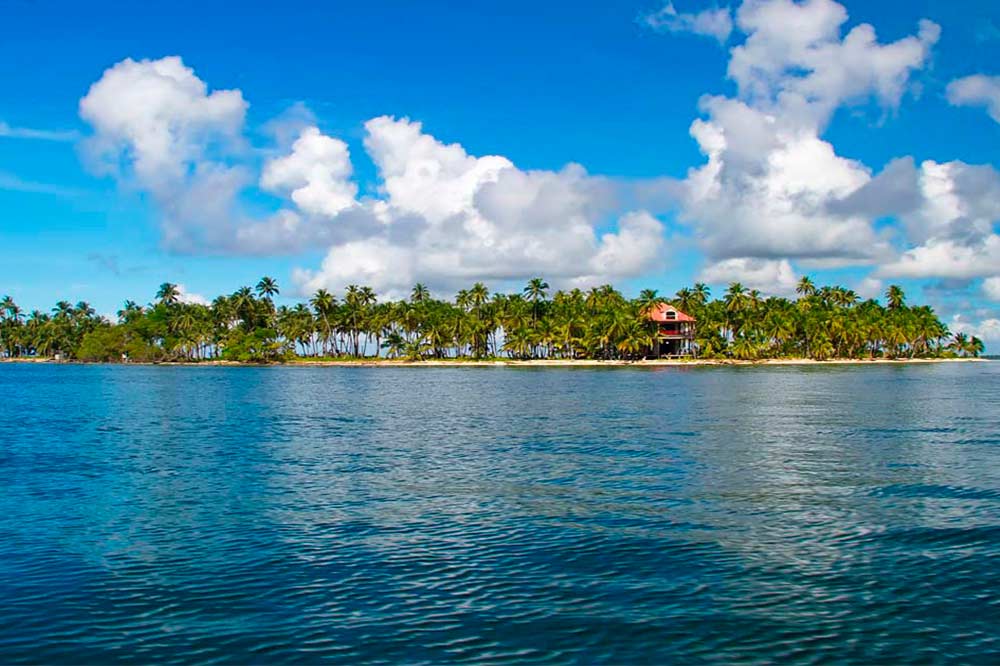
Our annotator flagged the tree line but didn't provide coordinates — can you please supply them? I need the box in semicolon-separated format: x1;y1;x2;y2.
0;276;986;362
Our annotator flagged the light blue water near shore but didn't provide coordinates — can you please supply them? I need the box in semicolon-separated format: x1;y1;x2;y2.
1;363;999;664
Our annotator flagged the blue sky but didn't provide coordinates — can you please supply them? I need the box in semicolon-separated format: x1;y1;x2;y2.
1;0;999;345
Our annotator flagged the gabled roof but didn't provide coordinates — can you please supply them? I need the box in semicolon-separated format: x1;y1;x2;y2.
648;302;695;323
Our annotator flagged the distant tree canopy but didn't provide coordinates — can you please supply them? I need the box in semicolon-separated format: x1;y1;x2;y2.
0;278;984;362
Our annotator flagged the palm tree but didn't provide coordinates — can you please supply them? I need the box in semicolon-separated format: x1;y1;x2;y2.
503;326;534;359
256;276;280;300
724;282;747;309
949;333;985;358
231;286;258;330
796;276;816;297
156;283;180;305
723;282;748;338
117;300;142;323
523;278;549;325
692;283;710;307
886;285;905;311
381;331;407;359
674;288;697;314
170;306;198;359
469;282;489;309
403;338;433;362
524;278;549;303
970;336;985;358
310;289;336;355
831;287;858;308
1;295;18;319
731;335;760;360
410;283;430;303
949;333;969;354
636;289;661;315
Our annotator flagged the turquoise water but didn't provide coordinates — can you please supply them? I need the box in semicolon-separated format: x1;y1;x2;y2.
1;363;999;663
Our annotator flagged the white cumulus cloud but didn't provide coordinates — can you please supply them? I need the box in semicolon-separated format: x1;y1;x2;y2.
699;257;798;295
728;0;938;123
79;56;251;251
80;56;246;186
668;0;938;272
680;99;883;262
879;236;1000;280
77;4;996;306
947;74;1000;124
176;284;209;306
77;59;667;286
982;277;1000;302
876;160;1000;280
855;276;884;300
292;117;665;295
260;126;357;218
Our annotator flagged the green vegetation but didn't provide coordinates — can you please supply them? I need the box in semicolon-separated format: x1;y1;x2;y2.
0;277;985;363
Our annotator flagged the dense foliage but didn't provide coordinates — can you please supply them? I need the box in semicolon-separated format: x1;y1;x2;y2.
0;277;985;362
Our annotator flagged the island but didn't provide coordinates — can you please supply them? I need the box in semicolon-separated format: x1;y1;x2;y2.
0;277;987;364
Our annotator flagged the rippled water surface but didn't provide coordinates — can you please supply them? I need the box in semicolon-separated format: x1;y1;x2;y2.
2;363;1000;663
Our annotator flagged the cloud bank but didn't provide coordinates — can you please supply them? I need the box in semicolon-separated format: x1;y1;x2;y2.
79;60;665;294
75;0;1000;313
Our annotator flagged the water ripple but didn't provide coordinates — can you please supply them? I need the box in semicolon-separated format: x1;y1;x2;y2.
1;362;999;663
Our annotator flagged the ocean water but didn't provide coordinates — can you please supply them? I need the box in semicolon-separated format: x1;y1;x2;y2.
1;363;999;664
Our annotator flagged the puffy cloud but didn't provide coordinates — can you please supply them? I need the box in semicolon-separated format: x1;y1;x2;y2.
670;0;937;268
79;56;250;250
292;117;664;294
947;74;1000;124
176;284;209;306
260;126;357;218
983;277;1000;302
77;59;667;285
641;2;733;43
363;116;513;224
901;160;1000;244
699;257;798;294
876;160;1000;280
678;97;886;262
855;276;884;300
584;212;667;283
79;56;246;186
77;6;987;302
879;236;1000;280
729;0;938;124
293;239;417;297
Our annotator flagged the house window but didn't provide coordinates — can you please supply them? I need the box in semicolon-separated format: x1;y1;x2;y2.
666;311;676;320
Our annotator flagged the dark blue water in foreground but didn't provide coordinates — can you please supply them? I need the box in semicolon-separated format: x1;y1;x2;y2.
2;363;1000;664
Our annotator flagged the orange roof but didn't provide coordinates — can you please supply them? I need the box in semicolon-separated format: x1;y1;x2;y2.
648;302;695;322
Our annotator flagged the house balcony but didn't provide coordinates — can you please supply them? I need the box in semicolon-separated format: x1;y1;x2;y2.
657;325;695;339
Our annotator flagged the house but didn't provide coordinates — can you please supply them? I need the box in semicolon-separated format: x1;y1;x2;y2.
648;303;696;357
